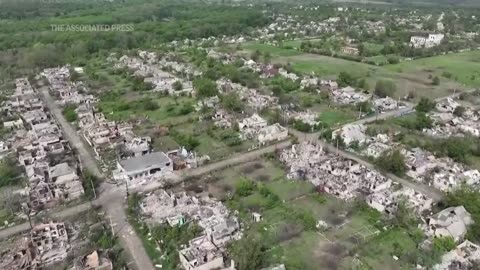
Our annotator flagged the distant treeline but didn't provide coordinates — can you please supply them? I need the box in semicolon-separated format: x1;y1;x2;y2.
0;1;270;74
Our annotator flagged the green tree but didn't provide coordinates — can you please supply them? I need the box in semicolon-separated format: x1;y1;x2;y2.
62;104;78;122
374;80;397;98
416;97;436;113
446;185;480;242
221;93;244;113
193;78;218;98
172;80;183;91
337;71;355;87
441;137;470;162
376;149;406;176
356;101;373;114
453;106;466;117
432;76;440;85
229;236;265;270
0;157;22;187
414;112;433;130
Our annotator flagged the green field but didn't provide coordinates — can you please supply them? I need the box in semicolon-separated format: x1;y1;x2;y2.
243;42;302;57
242;42;469;101
386;50;480;87
282;38;323;49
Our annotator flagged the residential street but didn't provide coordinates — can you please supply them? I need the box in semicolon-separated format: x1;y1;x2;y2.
3;86;293;269
4;87;449;268
39;87;156;270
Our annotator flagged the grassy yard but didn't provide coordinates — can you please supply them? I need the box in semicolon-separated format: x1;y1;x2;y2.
99;93;198;125
318;110;356;127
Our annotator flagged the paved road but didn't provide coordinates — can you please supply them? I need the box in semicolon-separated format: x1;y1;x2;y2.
39;87;156;270
135;140;293;193
348;105;414;126
0;202;91;240
39;87;103;178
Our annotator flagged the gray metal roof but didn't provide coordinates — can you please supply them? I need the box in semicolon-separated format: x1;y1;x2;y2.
119;151;171;172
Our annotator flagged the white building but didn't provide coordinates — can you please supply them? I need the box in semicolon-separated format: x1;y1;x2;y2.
117;151;172;181
410;34;444;48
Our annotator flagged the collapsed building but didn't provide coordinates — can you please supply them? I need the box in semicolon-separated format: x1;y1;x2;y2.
331;86;370;105
114;52;197;96
179;235;227;270
71;250;113;270
0;222;71;270
424;206;473;242
280;142;433;213
42;66;96;105
139;190;240;270
140;190;241;246
434;240;480;270
4;78;85;212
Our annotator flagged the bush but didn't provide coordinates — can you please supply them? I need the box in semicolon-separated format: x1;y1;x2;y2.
432;236;456;254
193;78;218;98
293;120;313;132
446;185;480;242
172;80;183;91
432;76;440;85
453;106;465;117
143;100;159;111
337;71;356;87
0;157;22;187
387;56;400;64
228;236;265;270
82;170;99;200
374;80;396;98
235;179;256;197
376;149;406;176
62;104;78;122
415;97;436;113
221;93;244;113
440;137;470;162
441;71;452;79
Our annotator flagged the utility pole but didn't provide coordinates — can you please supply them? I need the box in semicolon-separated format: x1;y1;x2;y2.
109;216;115;236
125;179;130;197
336;139;339;156
90;177;97;200
23;206;33;230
